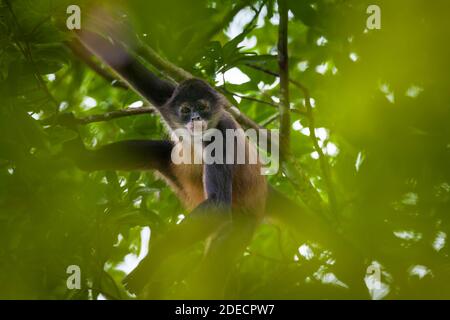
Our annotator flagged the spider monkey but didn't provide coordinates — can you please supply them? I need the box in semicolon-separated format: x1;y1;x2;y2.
66;30;268;297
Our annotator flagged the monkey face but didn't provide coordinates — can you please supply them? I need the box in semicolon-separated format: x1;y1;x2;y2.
166;79;223;135
178;99;211;134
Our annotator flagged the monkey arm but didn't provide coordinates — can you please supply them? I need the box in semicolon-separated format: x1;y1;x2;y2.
75;30;175;106
64;139;174;174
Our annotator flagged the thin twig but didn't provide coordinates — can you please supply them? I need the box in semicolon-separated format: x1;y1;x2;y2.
259;112;279;127
223;88;305;116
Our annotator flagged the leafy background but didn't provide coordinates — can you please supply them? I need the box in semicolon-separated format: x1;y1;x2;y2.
0;0;449;299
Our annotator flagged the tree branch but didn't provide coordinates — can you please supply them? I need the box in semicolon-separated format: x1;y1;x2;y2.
135;41;193;82
277;0;291;160
41;106;155;126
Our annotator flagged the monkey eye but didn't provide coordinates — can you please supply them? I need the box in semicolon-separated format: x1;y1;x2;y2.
197;102;209;112
180;105;191;114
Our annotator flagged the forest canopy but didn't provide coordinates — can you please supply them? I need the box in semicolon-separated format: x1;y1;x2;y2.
0;0;449;299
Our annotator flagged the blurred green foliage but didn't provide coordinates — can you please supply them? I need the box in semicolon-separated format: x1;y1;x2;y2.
0;0;449;299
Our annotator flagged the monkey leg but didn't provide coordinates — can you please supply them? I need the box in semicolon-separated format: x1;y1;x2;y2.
123;208;230;296
181;214;257;299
